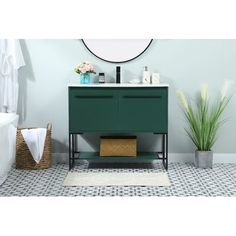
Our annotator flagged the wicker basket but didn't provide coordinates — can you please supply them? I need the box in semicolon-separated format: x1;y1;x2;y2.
16;123;52;170
100;136;137;157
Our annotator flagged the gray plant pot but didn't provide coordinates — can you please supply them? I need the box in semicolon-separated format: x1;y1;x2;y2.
195;150;213;169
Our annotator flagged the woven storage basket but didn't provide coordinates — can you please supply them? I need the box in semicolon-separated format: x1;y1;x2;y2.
16;123;52;170
100;136;137;157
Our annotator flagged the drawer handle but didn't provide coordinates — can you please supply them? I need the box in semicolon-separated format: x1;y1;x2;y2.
75;95;113;99
123;95;162;99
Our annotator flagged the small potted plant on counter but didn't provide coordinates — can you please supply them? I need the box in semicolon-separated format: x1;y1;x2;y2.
177;81;233;168
75;62;96;84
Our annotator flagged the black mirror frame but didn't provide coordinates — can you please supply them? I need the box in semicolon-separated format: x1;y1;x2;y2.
81;39;153;64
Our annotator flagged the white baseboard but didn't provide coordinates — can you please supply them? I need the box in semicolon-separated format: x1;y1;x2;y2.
52;152;236;164
52;153;69;164
169;153;236;163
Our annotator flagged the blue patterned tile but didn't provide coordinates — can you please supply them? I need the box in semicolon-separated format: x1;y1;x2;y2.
0;163;236;196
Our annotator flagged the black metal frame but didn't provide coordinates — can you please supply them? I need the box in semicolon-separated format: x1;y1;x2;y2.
81;39;153;64
69;133;80;170
156;133;168;170
69;133;168;171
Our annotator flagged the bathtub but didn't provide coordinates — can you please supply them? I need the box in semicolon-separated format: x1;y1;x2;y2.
0;113;18;185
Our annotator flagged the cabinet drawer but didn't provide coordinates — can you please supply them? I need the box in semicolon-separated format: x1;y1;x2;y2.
118;88;168;132
69;88;118;132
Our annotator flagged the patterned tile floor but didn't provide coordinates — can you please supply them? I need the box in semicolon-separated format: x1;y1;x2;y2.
0;161;236;196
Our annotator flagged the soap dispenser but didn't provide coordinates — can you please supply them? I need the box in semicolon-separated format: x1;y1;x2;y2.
142;66;151;84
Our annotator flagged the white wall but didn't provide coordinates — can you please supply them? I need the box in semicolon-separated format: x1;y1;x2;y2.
18;39;236;155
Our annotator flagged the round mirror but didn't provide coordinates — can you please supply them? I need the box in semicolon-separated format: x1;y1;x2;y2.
82;39;153;63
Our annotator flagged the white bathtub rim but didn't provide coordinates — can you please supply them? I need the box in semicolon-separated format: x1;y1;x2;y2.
0;113;19;186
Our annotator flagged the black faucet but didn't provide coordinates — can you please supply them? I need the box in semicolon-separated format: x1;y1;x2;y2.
116;66;120;83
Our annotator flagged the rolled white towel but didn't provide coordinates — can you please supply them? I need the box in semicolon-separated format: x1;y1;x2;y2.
21;128;47;163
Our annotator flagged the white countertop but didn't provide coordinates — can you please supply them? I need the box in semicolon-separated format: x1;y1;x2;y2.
68;83;169;87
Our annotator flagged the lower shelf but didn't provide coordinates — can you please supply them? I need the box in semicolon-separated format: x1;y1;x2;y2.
77;152;159;162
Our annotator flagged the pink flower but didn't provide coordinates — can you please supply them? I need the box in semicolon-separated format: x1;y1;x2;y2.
89;64;94;71
75;62;95;74
80;66;87;73
85;64;90;72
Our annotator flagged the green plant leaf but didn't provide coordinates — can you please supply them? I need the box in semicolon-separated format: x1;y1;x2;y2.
177;86;232;151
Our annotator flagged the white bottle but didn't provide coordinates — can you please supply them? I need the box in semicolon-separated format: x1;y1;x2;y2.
142;66;151;84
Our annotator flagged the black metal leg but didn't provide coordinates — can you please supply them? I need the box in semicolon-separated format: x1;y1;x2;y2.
166;133;168;170
69;133;76;170
161;133;168;171
162;134;165;167
155;133;168;170
74;135;77;153
72;134;76;166
69;133;72;170
69;133;81;170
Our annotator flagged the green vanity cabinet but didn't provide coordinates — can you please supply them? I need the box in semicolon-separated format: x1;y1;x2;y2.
68;84;169;170
69;87;168;133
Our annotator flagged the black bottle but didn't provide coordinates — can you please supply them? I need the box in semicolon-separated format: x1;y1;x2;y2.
116;66;120;83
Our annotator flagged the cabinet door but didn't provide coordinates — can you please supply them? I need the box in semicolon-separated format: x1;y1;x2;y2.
118;88;168;133
69;88;118;132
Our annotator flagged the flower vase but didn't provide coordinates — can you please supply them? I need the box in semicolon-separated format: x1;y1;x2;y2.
80;73;90;84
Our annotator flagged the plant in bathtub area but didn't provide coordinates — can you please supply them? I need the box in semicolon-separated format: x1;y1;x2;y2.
177;80;233;169
74;62;96;84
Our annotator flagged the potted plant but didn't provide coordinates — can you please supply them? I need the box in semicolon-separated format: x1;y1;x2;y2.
177;81;233;168
75;62;96;84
